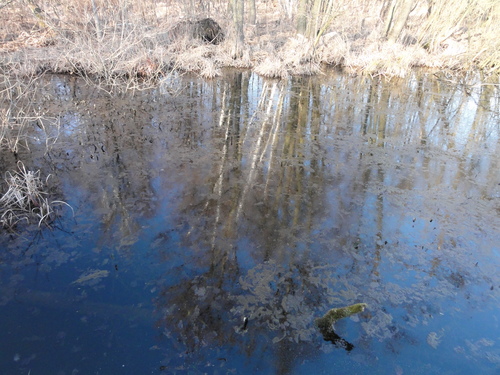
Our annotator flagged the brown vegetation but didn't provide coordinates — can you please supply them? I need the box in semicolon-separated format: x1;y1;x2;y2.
0;161;71;229
0;0;499;81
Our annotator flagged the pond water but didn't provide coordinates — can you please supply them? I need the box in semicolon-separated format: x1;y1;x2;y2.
0;70;499;375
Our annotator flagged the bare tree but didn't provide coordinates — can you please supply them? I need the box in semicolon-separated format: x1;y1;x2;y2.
296;0;340;43
296;0;308;35
248;0;256;25
383;0;415;42
231;0;245;57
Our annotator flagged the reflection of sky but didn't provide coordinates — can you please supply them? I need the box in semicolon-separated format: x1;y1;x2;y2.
60;112;82;136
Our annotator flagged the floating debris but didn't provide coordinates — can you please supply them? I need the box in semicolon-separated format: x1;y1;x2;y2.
72;269;110;285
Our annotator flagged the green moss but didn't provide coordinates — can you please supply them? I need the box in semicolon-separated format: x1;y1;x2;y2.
315;303;367;331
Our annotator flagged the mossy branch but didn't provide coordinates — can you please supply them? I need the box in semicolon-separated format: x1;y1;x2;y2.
315;303;367;331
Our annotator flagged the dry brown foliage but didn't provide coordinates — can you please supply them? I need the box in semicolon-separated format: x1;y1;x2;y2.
0;0;499;80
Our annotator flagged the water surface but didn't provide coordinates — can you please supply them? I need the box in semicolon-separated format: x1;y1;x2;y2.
0;70;499;374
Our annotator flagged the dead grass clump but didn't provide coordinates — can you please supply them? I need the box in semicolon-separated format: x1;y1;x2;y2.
254;35;320;78
346;42;430;78
174;44;222;79
0;161;72;229
281;35;321;75
316;32;350;66
215;40;253;69
255;56;289;79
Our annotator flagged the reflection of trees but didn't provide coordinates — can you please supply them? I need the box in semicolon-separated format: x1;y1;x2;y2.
172;72;329;259
329;73;499;342
153;70;500;372
154;73;352;373
31;76;175;253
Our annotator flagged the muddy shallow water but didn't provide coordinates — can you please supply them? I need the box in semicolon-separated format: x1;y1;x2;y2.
0;70;499;374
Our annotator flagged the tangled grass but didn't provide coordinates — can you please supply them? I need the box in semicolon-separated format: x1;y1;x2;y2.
0;161;72;230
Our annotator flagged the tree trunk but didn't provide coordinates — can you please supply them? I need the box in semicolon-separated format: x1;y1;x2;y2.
91;0;102;39
296;0;308;35
248;0;256;25
307;0;323;39
231;0;245;58
384;0;414;42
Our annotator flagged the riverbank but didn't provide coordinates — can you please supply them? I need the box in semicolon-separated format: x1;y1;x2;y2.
0;0;499;82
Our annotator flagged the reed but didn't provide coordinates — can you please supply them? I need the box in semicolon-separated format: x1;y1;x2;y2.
0;161;72;229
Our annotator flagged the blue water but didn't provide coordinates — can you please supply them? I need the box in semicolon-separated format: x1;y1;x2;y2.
0;70;499;374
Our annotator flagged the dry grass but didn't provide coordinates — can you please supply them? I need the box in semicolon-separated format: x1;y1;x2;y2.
0;161;72;229
173;42;221;79
344;42;432;78
408;0;500;73
0;66;60;152
255;35;321;78
0;0;499;81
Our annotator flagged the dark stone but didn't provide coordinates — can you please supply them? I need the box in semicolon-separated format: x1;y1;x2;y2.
169;18;225;45
193;18;224;45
